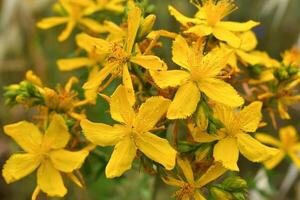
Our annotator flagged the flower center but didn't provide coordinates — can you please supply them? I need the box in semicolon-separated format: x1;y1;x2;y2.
203;0;237;27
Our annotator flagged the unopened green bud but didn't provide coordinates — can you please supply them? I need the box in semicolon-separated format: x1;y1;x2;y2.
178;141;198;153
223;176;247;191
196;105;208;131
195;145;211;162
210;187;234;200
232;192;247;200
274;67;289;81
287;66;299;76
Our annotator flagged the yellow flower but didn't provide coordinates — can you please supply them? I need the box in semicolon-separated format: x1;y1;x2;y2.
193;101;278;171
84;0;126;15
282;47;300;67
37;0;106;41
151;35;244;119
2;114;88;199
222;31;266;71
81;4;166;105
162;157;227;200
80;85;177;178
256;126;300;169
169;0;259;48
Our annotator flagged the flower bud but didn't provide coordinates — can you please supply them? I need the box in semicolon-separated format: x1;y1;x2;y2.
139;14;156;38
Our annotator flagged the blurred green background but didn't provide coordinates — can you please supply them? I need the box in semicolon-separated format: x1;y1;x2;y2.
0;0;300;199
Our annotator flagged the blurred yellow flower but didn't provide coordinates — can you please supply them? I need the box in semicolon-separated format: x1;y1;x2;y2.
151;35;244;119
162;157;226;200
81;85;176;178
169;0;259;48
2;114;88;199
256;126;300;169
193;101;278;171
37;0;108;41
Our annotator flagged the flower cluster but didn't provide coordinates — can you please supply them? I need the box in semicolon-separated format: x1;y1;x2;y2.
2;0;300;199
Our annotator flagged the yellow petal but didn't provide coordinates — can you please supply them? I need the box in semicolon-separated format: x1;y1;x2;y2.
238;101;262;132
213;137;239;171
172;35;192;70
110;85;135;125
49;149;88;172
81;119;126;146
195;162;227;188
150;70;190;89
199;78;244;107
279;126;298;146
193;131;224;143
79;18;107;33
43;114;70;150
198;48;232;78
161;176;185;187
212;104;236;130
4;121;42;153
134;96;171;133
278;101;291;120
37;160;67;197
84;67;100;104
130;55;166;70
122;63;135;106
106;136;137;178
167;81;200;119
194;191;206;200
255;133;281;147
177;157;194;183
185;24;213;37
37;17;68;29
76;33;111;54
237;133;278;162
217;20;260;32
213;27;241;48
239;31;257;51
136;131;176;170
168;6;200;27
58;20;76;42
264;150;285;169
236;50;263;66
2;153;40;183
83;62;116;89
57;57;94;71
126;5;141;53
289;152;300;169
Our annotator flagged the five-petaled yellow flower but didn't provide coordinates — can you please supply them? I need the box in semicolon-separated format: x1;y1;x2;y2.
192;101;278;171
256;126;300;169
163;157;226;200
169;0;259;48
81;85;177;178
2;114;88;199
37;0;106;41
81;4;166;105
151;35;244;119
